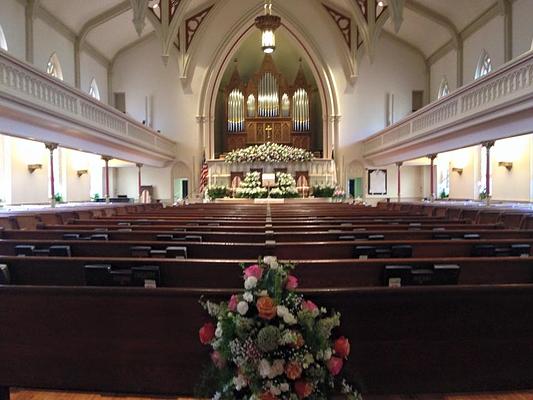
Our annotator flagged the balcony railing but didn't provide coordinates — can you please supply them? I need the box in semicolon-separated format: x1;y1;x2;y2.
0;49;176;167
363;49;533;165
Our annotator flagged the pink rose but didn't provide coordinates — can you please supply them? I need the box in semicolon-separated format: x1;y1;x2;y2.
211;351;226;369
327;356;343;376
301;300;318;312
228;294;239;312
334;336;350;359
244;264;263;280
286;275;298;290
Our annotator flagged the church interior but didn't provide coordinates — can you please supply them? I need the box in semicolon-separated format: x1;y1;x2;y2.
1;0;533;399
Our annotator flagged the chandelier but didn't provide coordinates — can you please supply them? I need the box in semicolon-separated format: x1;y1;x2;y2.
255;0;281;54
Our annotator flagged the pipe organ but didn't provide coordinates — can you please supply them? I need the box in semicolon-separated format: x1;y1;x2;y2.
223;55;314;152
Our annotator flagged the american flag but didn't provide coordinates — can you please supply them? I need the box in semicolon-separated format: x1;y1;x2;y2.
199;157;209;194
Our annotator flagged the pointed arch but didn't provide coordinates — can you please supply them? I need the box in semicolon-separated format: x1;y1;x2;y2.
197;2;340;160
89;78;101;101
46;52;64;81
474;49;492;80
0;24;7;51
437;76;450;99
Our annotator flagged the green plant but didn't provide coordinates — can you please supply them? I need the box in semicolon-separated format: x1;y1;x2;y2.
207;185;230;200
479;189;488;200
312;185;335;198
91;193;100;201
53;193;64;203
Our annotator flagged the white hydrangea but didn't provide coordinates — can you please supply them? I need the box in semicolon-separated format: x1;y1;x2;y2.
244;276;257;290
237;301;249;315
243;292;254;303
263;255;277;265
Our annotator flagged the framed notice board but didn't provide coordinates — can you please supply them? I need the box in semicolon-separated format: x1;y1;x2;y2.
368;169;387;195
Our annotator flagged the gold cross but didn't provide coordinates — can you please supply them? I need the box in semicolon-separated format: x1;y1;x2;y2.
265;124;272;140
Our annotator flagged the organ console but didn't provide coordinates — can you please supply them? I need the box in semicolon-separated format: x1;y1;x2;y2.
223;55;314;152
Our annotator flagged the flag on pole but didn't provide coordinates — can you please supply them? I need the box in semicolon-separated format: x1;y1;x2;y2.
199;156;209;194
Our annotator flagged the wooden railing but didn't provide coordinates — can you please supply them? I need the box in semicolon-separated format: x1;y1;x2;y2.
363;50;533;165
0;50;176;167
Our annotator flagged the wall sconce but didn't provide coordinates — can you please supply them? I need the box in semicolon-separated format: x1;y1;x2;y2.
27;164;42;173
77;169;89;177
498;161;513;171
452;167;463;175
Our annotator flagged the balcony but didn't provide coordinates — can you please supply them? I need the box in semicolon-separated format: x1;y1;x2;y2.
363;50;533;166
0;50;176;167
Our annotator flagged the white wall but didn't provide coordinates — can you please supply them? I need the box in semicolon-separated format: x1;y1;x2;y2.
430;49;457;102
463;15;505;85
117;166;172;202
512;0;533;58
0;0;26;60
80;51;108;103
33;18;75;85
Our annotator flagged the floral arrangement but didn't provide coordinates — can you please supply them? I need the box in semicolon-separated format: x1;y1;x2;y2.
270;173;299;199
197;257;362;400
311;185;336;198
207;185;230;200
235;172;268;199
332;189;346;200
225;143;314;164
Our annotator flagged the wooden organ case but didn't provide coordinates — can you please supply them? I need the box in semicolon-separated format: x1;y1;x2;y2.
224;55;313;152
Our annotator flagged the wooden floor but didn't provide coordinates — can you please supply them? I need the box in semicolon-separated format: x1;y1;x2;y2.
10;389;533;400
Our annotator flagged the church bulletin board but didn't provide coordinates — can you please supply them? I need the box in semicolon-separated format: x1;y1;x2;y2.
368;169;387;195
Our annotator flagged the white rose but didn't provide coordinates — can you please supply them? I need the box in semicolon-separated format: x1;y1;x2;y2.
283;313;297;325
280;383;290;392
244;276;257;290
237;301;249;315
258;359;271;378
212;392;221;400
243;292;254;303
258;290;268;297
277;305;289;318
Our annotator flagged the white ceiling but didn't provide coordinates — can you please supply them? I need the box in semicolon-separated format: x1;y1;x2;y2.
39;0;499;62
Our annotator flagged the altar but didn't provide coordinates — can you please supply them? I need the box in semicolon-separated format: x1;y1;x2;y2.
207;158;337;189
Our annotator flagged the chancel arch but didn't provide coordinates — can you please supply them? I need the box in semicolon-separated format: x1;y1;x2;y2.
197;1;340;161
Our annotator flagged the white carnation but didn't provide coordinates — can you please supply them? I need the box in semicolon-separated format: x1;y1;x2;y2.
243;292;254;303
237;301;249;315
244;276;257;290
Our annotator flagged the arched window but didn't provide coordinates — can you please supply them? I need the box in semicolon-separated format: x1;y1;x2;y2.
46;53;64;81
437;77;450;99
0;24;8;51
89;78;100;100
474;49;492;80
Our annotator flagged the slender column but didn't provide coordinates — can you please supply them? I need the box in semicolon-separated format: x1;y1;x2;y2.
45;143;58;207
0;386;10;400
396;161;403;202
25;0;36;63
137;163;143;200
482;141;495;203
101;156;113;203
428;154;437;201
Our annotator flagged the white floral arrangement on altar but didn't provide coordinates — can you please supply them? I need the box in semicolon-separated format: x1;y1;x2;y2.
197;257;363;400
270;173;299;199
225;143;314;164
235;172;268;199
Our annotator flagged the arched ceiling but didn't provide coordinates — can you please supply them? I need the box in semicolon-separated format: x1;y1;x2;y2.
36;0;499;64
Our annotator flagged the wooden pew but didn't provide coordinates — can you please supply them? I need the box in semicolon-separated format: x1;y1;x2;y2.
0;284;532;397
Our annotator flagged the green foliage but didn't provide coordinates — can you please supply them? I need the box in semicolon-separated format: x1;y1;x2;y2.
207;185;229;199
312;185;335;197
53;193;64;203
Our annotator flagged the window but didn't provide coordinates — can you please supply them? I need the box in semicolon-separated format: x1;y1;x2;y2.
437;77;450;99
474;49;492;80
0;24;7;51
46;53;63;81
89;78;100;101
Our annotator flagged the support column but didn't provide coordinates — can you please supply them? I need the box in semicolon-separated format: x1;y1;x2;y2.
101;156;112;203
396;161;403;202
137;163;143;201
0;386;10;400
482;141;495;203
428;154;437;201
25;0;37;63
45;142;58;207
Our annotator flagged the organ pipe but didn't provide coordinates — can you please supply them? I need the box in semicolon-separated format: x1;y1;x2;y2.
258;72;279;117
292;88;309;131
228;89;244;132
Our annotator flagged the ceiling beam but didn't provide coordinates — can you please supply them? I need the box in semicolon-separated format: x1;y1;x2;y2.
405;0;460;48
78;1;131;44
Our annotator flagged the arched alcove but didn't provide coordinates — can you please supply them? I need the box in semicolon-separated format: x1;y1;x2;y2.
214;29;323;157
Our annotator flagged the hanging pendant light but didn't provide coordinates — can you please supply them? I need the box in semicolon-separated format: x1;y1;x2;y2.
255;0;281;54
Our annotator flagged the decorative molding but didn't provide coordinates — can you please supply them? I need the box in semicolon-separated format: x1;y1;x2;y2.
111;31;157;65
78;1;131;44
322;4;352;50
185;5;213;51
405;0;459;48
130;0;150;37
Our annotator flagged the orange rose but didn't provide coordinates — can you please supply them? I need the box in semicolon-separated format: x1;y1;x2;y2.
289;332;305;349
256;296;277;320
294;380;313;399
285;360;303;380
260;392;278;400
